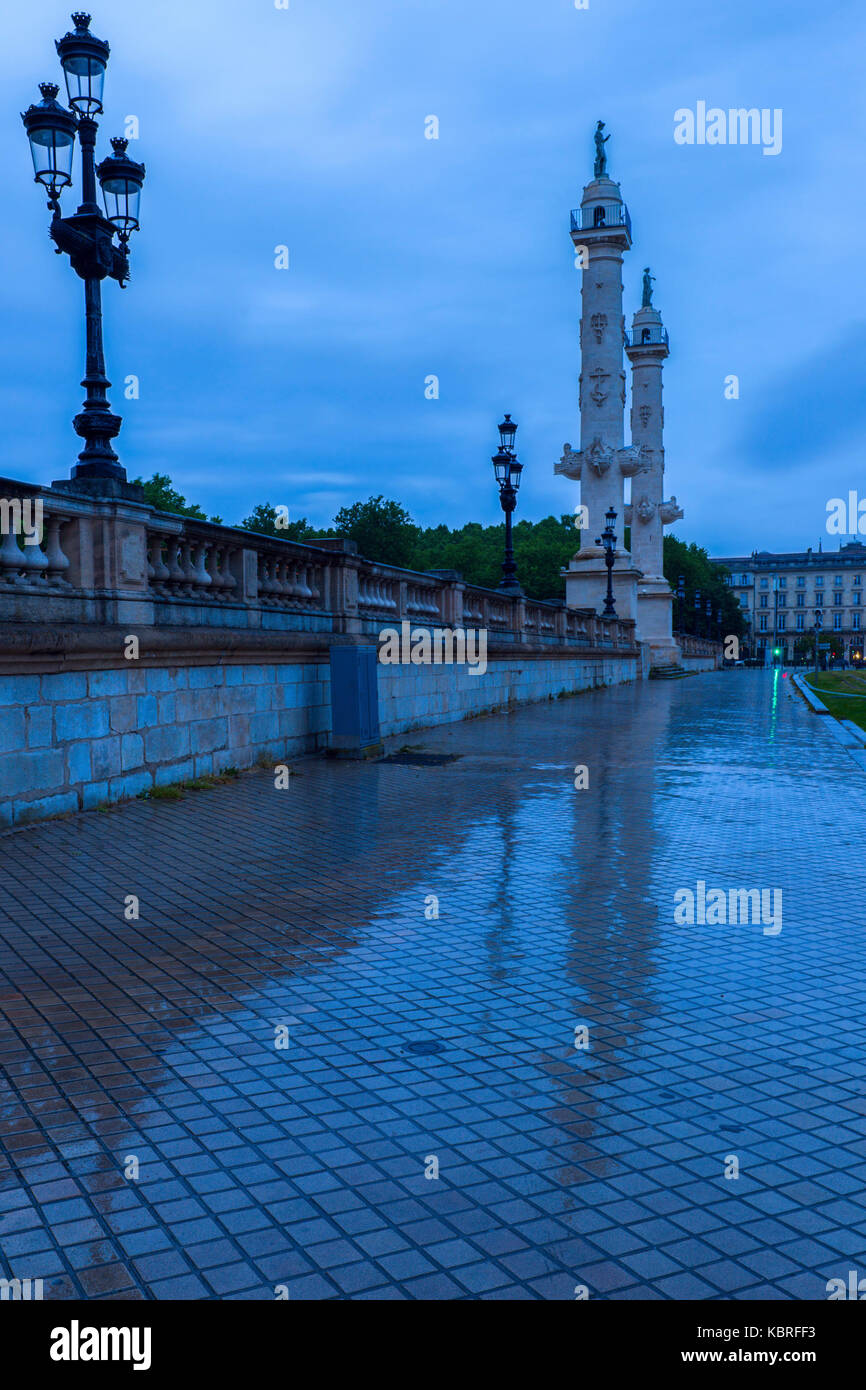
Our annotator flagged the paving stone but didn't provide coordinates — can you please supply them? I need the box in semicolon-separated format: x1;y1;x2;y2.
1;673;865;1300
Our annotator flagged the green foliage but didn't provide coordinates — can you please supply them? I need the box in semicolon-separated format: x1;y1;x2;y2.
240;502;319;542
332;496;418;569
132;473;222;523
663;534;745;637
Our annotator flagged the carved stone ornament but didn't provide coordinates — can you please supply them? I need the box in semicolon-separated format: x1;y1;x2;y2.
639;404;651;427
616;443;642;476
636;495;655;524
586;437;614;476
659;496;684;524
557;443;582;477
590;313;607;344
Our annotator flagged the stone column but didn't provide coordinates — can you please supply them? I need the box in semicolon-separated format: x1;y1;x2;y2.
556;160;641;621
625;301;683;665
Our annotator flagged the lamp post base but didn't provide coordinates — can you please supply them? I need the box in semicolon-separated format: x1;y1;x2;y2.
51;475;145;503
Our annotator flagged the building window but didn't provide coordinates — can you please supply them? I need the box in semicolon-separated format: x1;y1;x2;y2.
760;578;769;589
816;576;824;587
760;595;768;608
796;615;804;631
759;616;768;631
778;576;786;588
778;615;786;630
778;594;786;607
854;614;861;631
797;593;805;607
835;592;843;605
855;575;862;586
835;575;843;586
855;593;862;606
834;613;843;630
797;576;805;587
740;574;749;585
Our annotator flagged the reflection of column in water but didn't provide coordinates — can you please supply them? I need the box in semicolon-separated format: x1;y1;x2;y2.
542;683;672;1190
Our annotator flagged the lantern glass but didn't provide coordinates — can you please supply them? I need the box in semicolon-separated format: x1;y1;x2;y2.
498;415;517;452
100;172;141;232
28;121;75;194
493;451;509;486
61;53;106;114
510;460;523;493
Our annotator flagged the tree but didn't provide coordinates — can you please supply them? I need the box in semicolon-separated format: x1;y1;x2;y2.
132;473;222;523
663;535;744;638
332;496;419;568
240;502;318;542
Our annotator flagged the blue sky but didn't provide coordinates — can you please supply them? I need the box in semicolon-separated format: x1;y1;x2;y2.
3;0;864;555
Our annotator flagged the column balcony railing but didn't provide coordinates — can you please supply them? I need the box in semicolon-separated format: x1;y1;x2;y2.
571;204;632;237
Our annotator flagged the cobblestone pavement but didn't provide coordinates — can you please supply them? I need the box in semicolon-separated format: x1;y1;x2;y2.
1;669;865;1300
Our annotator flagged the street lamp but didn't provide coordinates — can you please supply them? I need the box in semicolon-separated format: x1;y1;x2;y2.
676;574;685;631
492;415;524;595
705;597;712;640
22;13;145;493
715;607;722;642
694;588;701;637
814;610;822;675
595;506;617;618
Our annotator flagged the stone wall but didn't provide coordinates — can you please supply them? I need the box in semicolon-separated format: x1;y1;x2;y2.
0;647;639;828
378;654;637;737
0;473;685;827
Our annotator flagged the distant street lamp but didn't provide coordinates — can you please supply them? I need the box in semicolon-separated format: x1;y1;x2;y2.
595;506;617;617
694;588;701;637
676;574;685;631
715;607;722;642
22;13;145;491
492;414;523;594
705;597;712;640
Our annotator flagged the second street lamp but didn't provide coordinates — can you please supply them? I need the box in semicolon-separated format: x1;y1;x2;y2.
596;506;617;618
493;415;524;595
22;13;146;494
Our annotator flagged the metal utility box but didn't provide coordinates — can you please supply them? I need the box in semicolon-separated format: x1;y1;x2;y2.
328;645;382;757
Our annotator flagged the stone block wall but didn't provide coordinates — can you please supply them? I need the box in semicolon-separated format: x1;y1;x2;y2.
0;661;331;828
0;649;638;827
377;655;637;737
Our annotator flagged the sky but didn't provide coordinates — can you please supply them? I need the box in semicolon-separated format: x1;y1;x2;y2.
2;0;864;556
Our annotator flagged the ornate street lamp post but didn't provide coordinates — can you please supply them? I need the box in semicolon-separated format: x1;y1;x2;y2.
22;13;145;495
492;414;524;595
596;506;617;618
676;574;685;632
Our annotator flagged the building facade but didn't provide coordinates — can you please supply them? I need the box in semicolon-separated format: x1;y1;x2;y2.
714;542;866;663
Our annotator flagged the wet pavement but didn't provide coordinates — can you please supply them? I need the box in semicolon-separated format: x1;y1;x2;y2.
1;668;865;1300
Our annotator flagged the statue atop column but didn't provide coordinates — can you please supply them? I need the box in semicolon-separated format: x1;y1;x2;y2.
593;121;610;178
642;267;655;308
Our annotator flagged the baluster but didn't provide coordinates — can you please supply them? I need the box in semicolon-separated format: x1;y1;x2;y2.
44;515;71;586
0;527;23;583
192;540;212;594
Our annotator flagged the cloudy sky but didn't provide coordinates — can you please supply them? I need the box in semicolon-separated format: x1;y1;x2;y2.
3;0;864;555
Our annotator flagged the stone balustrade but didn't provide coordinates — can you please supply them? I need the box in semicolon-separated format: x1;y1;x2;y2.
0;475;639;654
